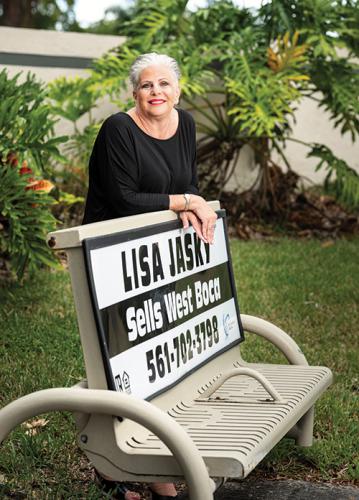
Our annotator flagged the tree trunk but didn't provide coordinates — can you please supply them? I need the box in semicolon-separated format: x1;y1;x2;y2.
1;0;37;28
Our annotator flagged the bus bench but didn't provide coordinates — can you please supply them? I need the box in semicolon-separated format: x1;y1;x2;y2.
0;202;333;500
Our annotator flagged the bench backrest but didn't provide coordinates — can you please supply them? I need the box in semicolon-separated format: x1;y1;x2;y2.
48;202;244;400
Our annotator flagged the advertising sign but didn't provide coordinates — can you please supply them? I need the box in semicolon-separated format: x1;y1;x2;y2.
83;210;243;400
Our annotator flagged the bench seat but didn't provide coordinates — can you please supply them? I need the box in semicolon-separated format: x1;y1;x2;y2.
104;361;332;480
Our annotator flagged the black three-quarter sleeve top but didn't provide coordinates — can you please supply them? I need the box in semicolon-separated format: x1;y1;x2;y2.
82;108;198;224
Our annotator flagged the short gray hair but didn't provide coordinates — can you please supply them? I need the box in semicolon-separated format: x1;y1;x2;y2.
129;53;181;89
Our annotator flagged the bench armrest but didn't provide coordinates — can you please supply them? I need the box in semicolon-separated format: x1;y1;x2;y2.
0;388;213;500
240;314;309;366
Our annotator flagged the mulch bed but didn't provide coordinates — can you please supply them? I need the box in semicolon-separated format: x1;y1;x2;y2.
220;168;359;240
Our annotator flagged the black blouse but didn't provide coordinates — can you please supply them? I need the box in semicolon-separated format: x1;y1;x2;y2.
82;108;198;224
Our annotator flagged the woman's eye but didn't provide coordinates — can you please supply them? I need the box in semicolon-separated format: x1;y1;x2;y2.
141;83;151;89
160;81;169;86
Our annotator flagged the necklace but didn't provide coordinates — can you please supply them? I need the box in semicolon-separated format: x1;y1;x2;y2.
135;110;173;139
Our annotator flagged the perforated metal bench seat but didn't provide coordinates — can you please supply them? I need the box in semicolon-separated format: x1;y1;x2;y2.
113;362;332;479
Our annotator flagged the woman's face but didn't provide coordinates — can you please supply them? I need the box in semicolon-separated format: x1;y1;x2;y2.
133;64;180;118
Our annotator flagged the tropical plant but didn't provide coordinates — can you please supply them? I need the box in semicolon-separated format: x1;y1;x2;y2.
47;76;101;165
46;76;101;221
0;69;66;279
0;163;57;279
0;70;66;174
308;144;359;207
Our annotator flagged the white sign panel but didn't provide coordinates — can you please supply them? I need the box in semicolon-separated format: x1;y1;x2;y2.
90;218;227;309
84;212;243;400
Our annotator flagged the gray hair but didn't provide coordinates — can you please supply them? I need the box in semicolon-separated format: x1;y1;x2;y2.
129;53;181;89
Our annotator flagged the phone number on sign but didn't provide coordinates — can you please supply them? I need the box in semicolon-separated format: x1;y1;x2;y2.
146;315;219;383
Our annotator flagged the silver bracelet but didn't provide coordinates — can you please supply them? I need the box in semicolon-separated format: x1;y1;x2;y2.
183;193;191;211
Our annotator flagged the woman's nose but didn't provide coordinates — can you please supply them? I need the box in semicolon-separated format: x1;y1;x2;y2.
150;83;161;94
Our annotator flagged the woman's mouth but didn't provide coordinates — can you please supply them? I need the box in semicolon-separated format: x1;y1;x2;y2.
148;99;166;105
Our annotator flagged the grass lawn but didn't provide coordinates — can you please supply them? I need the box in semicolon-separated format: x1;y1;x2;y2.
0;238;358;497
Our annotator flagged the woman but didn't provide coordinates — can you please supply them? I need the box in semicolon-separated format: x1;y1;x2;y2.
83;52;217;244
83;53;217;499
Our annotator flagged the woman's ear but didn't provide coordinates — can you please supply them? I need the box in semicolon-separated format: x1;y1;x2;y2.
133;90;137;101
175;86;181;105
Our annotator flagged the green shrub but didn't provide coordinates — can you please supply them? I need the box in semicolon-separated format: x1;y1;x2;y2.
47;76;101;188
0;164;58;279
0;69;67;280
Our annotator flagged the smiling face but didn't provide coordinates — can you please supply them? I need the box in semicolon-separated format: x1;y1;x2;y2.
133;64;180;119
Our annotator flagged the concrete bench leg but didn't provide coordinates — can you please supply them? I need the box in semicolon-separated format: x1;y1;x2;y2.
288;407;314;447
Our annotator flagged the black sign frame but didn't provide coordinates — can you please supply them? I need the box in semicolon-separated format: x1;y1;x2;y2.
83;209;244;400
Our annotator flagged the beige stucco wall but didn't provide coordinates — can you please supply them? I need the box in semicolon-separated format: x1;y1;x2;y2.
1;26;358;189
282;95;359;182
